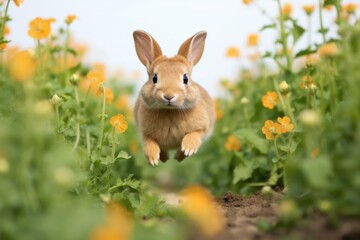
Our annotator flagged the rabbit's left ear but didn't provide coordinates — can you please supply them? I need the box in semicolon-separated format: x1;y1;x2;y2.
178;31;207;67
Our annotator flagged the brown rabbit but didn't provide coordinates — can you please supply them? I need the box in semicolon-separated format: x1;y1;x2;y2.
133;30;215;166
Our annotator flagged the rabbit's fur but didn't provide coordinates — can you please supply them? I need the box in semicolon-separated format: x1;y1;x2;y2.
133;30;215;166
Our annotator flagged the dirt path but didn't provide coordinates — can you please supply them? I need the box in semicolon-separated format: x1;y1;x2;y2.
211;192;360;240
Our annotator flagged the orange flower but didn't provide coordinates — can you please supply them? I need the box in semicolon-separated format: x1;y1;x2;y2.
110;114;128;133
9;50;36;82
324;5;333;11
242;0;252;4
65;14;77;24
247;33;259;47
262;120;282;140
261;91;279;109
303;4;316;15
28;17;52;40
90;203;133;240
225;135;241;152
13;0;24;7
213;100;223;120
248;52;260;61
87;70;105;95
300;75;315;89
92;62;106;75
277;116;294;133
45;18;56;23
0;43;6;49
129;141;138;154
343;3;357;14
318;43;338;58
115;95;130;110
225;46;240;58
282;3;293;17
104;87;114;104
3;25;10;35
181;185;225;237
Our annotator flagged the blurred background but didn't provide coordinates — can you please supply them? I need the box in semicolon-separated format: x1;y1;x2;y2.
9;0;340;96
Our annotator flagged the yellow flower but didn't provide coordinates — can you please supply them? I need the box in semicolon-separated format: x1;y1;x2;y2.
225;46;240;58
324;5;333;11
282;3;293;17
242;0;252;4
104;87;114;104
303;4;316;15
90;203;133;240
87;70;105;95
28;17;52;40
261;91;279;109
248;52;260;61
318;43;338;58
181;185;225;237
300;75;315;89
65;14;77;24
45;18;56;23
9;50;36;82
13;0;24;7
129;140;138;154
247;33;259;47
277;116;294;133
262;120;282;140
225;135;241;152
92;62;106;75
3;25;10;35
343;3;357;14
110;114;128;133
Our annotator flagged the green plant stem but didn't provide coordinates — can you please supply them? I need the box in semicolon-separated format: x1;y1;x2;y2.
72;87;81;152
0;0;10;41
318;0;327;43
36;40;43;80
307;15;312;48
274;138;280;158
276;0;292;73
111;127;116;162
63;24;70;86
86;128;91;159
284;95;297;128
55;105;60;128
98;85;106;149
243;106;251;128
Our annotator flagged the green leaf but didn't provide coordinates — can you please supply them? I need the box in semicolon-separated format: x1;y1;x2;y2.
68;63;82;75
262;51;272;58
260;23;277;32
233;161;253;184
233;129;268;153
66;48;77;56
294;48;318;59
278;141;299;154
116;151;131;160
291;19;305;44
301;156;333;188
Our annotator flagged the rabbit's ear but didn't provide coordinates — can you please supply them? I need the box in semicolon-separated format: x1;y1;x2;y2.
133;30;163;68
178;31;207;67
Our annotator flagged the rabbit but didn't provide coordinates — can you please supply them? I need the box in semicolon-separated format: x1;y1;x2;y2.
132;30;215;166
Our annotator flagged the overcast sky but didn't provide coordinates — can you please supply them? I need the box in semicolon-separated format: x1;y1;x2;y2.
8;0;348;96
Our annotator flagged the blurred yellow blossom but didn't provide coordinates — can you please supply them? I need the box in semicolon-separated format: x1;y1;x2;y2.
318;43;338;58
247;33;259;47
129;141;138;154
65;14;77;24
3;25;10;35
181;185;225;237
214;100;223;120
225;46;240;58
303;4;316;15
242;0;252;4
104;87;114;104
9;50;36;82
86;70;105;95
277;116;294;133
343;3;357;14
115;95;130;110
91;203;133;240
261;91;279;109
248;52;260;61
324;5;333;11
110;114;128;133
262;120;282;140
282;3;293;17
0;153;9;173
28;17;52;40
278;80;290;94
300;75;315;89
13;0;24;7
299;109;321;127
225;135;241;152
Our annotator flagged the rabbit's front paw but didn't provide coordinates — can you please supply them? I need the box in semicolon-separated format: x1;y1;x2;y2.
181;133;202;157
144;140;160;166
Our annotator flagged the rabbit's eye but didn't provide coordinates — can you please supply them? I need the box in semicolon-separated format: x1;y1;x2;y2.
183;74;188;85
153;73;158;84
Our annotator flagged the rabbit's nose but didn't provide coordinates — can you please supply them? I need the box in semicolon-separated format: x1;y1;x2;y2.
164;95;175;101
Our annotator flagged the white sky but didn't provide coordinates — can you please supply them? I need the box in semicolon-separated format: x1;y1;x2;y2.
7;0;353;96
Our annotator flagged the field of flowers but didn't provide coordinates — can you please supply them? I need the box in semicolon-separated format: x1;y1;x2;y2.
1;0;360;239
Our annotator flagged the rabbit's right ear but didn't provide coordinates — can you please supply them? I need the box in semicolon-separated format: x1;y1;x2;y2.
133;30;163;68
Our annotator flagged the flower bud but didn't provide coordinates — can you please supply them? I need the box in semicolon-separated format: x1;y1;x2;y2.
53;167;75;187
279;80;290;94
69;73;80;86
0;155;9;173
240;97;249;105
50;94;63;105
261;186;272;195
299;109;321;127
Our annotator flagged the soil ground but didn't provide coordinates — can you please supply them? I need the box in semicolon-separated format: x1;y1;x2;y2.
208;192;360;240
